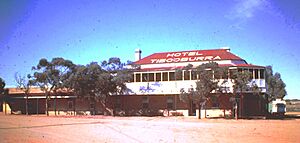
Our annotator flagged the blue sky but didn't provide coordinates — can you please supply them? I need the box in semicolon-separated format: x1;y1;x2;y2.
0;0;299;99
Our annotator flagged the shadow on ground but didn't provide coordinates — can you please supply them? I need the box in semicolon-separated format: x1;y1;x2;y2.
0;121;106;130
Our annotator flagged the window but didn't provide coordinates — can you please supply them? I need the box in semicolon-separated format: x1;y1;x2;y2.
222;70;229;79
184;70;190;80
249;69;253;79
169;72;175;81
142;96;149;109
167;96;174;109
142;73;148;82
260;69;265;79
238;68;242;73
191;71;197;80
135;73;141;82
155;73;161;81
175;70;182;80
149;73;154;82
130;74;134;82
68;101;73;109
254;69;259;79
162;72;168;81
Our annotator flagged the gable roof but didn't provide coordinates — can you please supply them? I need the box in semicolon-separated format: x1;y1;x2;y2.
134;49;243;65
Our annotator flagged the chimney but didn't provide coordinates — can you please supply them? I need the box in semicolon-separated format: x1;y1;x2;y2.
220;47;230;52
135;48;142;61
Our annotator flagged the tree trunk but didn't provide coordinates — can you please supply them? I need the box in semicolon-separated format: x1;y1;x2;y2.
46;92;49;116
266;94;269;116
54;94;57;116
73;98;76;116
204;107;207;118
100;100;114;116
94;101;96;116
25;93;28;115
46;98;49;116
89;100;93;115
4;101;6;115
241;94;243;118
36;98;39;115
235;100;238;120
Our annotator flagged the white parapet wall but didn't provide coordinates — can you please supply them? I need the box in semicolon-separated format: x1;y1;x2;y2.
159;109;232;118
175;110;189;117
195;109;232;119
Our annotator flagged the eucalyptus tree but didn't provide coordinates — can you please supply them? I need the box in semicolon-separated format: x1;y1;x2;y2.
71;62;111;115
179;62;220;119
0;77;6;113
265;66;286;101
101;57;132;94
0;77;5;95
15;73;33;115
31;57;75;116
193;62;220;119
101;57;124;71
230;70;252;119
69;58;131;116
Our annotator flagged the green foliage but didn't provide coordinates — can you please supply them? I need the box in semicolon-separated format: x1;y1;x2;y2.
0;77;5;94
101;57;125;71
179;62;220;106
179;62;221;119
183;64;193;70
179;88;190;103
28;57;130;115
231;70;252;94
31;57;75;92
31;57;75;115
265;66;287;100
194;62;219;103
69;59;131;101
174;69;183;80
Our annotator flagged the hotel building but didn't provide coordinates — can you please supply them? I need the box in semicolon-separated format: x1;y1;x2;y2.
2;48;268;118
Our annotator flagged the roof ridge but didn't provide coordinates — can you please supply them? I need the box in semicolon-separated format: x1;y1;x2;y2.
151;48;228;54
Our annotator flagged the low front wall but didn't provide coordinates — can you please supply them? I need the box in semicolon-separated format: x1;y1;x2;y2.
48;111;93;116
204;109;232;118
194;109;232;119
2;102;12;114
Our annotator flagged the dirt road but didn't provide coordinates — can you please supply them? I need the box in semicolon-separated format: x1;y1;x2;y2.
0;114;299;143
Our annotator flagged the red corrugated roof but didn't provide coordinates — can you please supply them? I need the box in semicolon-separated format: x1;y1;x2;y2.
134;49;243;65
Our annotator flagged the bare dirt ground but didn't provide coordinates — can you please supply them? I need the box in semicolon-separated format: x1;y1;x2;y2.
0;113;299;143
